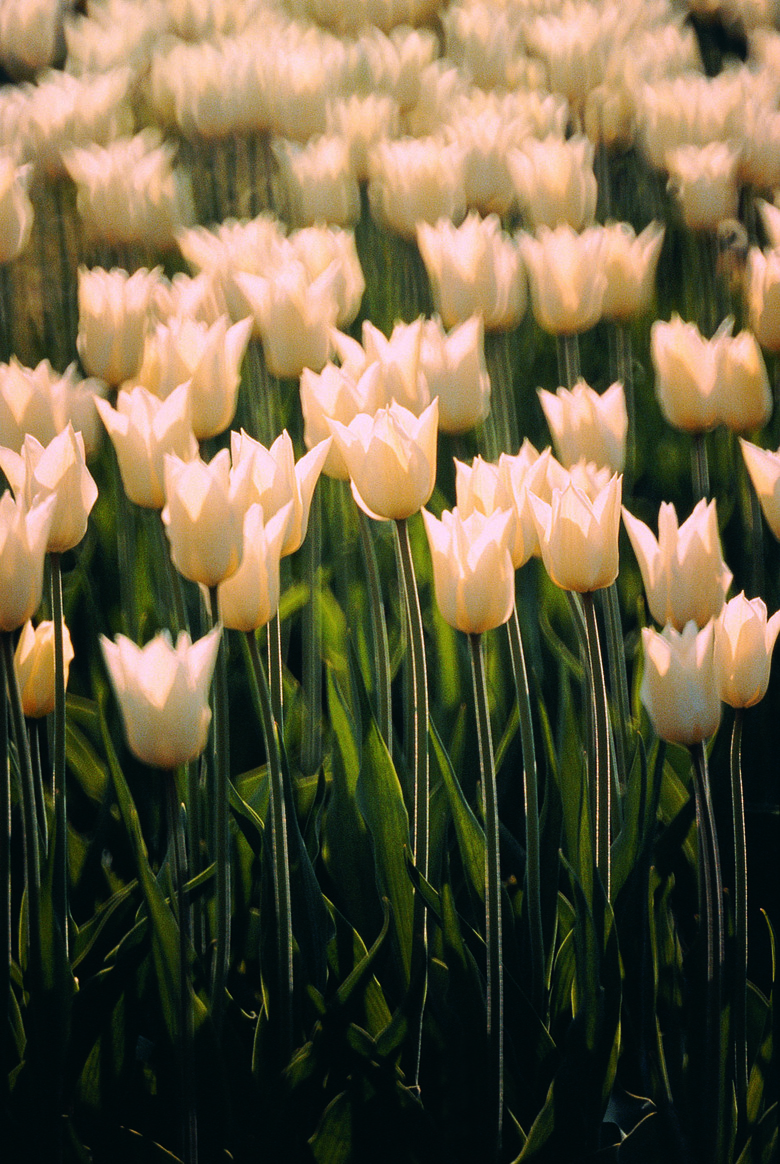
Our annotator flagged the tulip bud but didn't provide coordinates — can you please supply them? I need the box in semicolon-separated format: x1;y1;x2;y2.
14;619;74;719
100;626;221;769
422;506;515;634
508;134;597;232
77;266;160;387
162;449;243;587
666;142;740;233
0;155;33;263
714;593;780;709
746;246;780;354
600;221;665;323
641;621;721;746
529;471;622;592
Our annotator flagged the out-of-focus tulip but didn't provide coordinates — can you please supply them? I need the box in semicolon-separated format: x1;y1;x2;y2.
666;142;740;232
100;625;221;769
740;439;780;539
288;226;365;329
442;104;527;217
508;135;597;232
0;490;55;632
328;398;438;521
95;384;198;509
326;93;400;183
746;246;780;353
0;0;63;78
274;136;360;229
77;266;159;387
419;315;490;434
14;618;74;718
456;446;538;568
234;261;339;378
650;315;719;432
0;424;97;554
360;318;429;415
758;199;780;249
367;136;466;240
518;225;606;336
601;221;665;323
0;357;103;454
538;379;626;473
0;154;33;263
162;449;243;587
217;502;289;633
641;620;721;746
229;429;330;557
714;593;780;708
529;471;622;592
422;505;515;634
715;325;772;433
300;362;385;479
417;212;527;332
522;7;607;115
622;498;732;630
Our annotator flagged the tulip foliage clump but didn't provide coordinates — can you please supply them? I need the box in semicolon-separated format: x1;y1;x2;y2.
2;5;780;1164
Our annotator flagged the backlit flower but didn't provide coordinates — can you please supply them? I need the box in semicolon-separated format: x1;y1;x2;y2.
0;154;33;263
508;135;597;232
601;221;665;323
77;266;159;387
162;449;243;587
217;503;289;633
0;489;55;632
714;593;780;708
746;246;780;353
368;137;466;240
529;471;622;592
538;379;627;473
422;505;515;634
274;136;360;229
14;618;74;719
740;438;780;539
666;142;740;233
300;362;386;480
419;315;490;434
518;225;606;336
641;620;721;746
234;261;339;378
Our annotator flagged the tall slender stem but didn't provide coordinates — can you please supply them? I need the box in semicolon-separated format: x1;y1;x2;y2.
302;487;322;775
267;613;284;734
29;719;48;853
505;603;544;1009
729;709;748;1127
394;517;429;1090
207;590;230;1034
469;633;504;1161
557;332;581;391
600;582;631;799
245;632;294;1065
485;331;519;457
582;592;612;903
615;324;634;493
357;509;393;757
165;772;198;1164
50;552;69;956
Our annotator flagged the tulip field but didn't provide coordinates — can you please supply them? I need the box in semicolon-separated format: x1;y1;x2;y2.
2;1;780;1162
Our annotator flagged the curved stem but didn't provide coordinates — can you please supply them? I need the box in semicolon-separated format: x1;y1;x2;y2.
207;589;230;1034
50;552;69;956
357;509;393;757
506;603;544;1009
582;592;612;904
730;709;748;1127
469;633;504;1160
245;631;294;1064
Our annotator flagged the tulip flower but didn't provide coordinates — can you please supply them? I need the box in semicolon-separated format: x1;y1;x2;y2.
508;135;597;232
326;93;401;184
419;315;491;434
234;261;339;379
358;318;430;415
0;424;98;554
327;398;438;521
95;384;198;510
300;362;386;480
217;503;290;633
714;593;780;709
274;136;360;229
529;471;622;593
0;357;103;456
740;439;780;539
518;225;606;336
100;625;221;769
641;621;721;746
622;498;732;630
77;266;160;387
456;446;538;568
0;154;33;263
746;246;780;353
666;142;740;232
600;221;665;323
14;619;74;719
162;449;243;587
367;136;466;241
422;506;515;634
0;0;63;78
0;490;55;632
289;225;365;329
538;379;627;473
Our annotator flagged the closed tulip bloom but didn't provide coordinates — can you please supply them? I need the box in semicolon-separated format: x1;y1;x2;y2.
715;326;772;433
100;625;221;769
217;502;289;633
422;506;515;634
0;424;98;554
367;136;466;241
0;490;55;632
14;618;74;719
666;142;740;232
641;621;721;746
95;383;198;509
300;362;386;479
650;315;719;432
518;225;606;336
539;379;627;473
326;93;400;183
229;429;330;557
234;261;339;378
714;593;780;708
601;221;665;323
274;136;360;229
508;135;598;232
417;212;527;332
529;472;622;592
622;499;732;630
740;439;780;539
77;266;159;387
0;0;62;78
162;449;243;587
456;445;538;568
0;155;33;263
746;246;780;353
328;398;438;521
288;226;365;329
419;315;490;434
359;318;430;415
0;357;65;452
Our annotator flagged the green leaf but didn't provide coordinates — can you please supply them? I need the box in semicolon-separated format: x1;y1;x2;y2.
430;719;485;901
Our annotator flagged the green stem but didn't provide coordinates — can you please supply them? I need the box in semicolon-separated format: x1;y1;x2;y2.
0;641;10;1099
301;487;322;776
166;771;198;1164
394;517;429;1090
505;603;544;1010
469;633;504;1161
690;740;724;1164
357;509;393;757
582;592;612;903
600;582;631;801
113;453;137;639
557;332;581;391
245;632;294;1065
207;589;230;1034
186;758;204;957
155;510;189;637
729;709;748;1128
267;613;284;736
1;633;41;986
485;331;519;457
615;324;634;493
50;553;69;957
691;432;710;504
28;719;48;853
